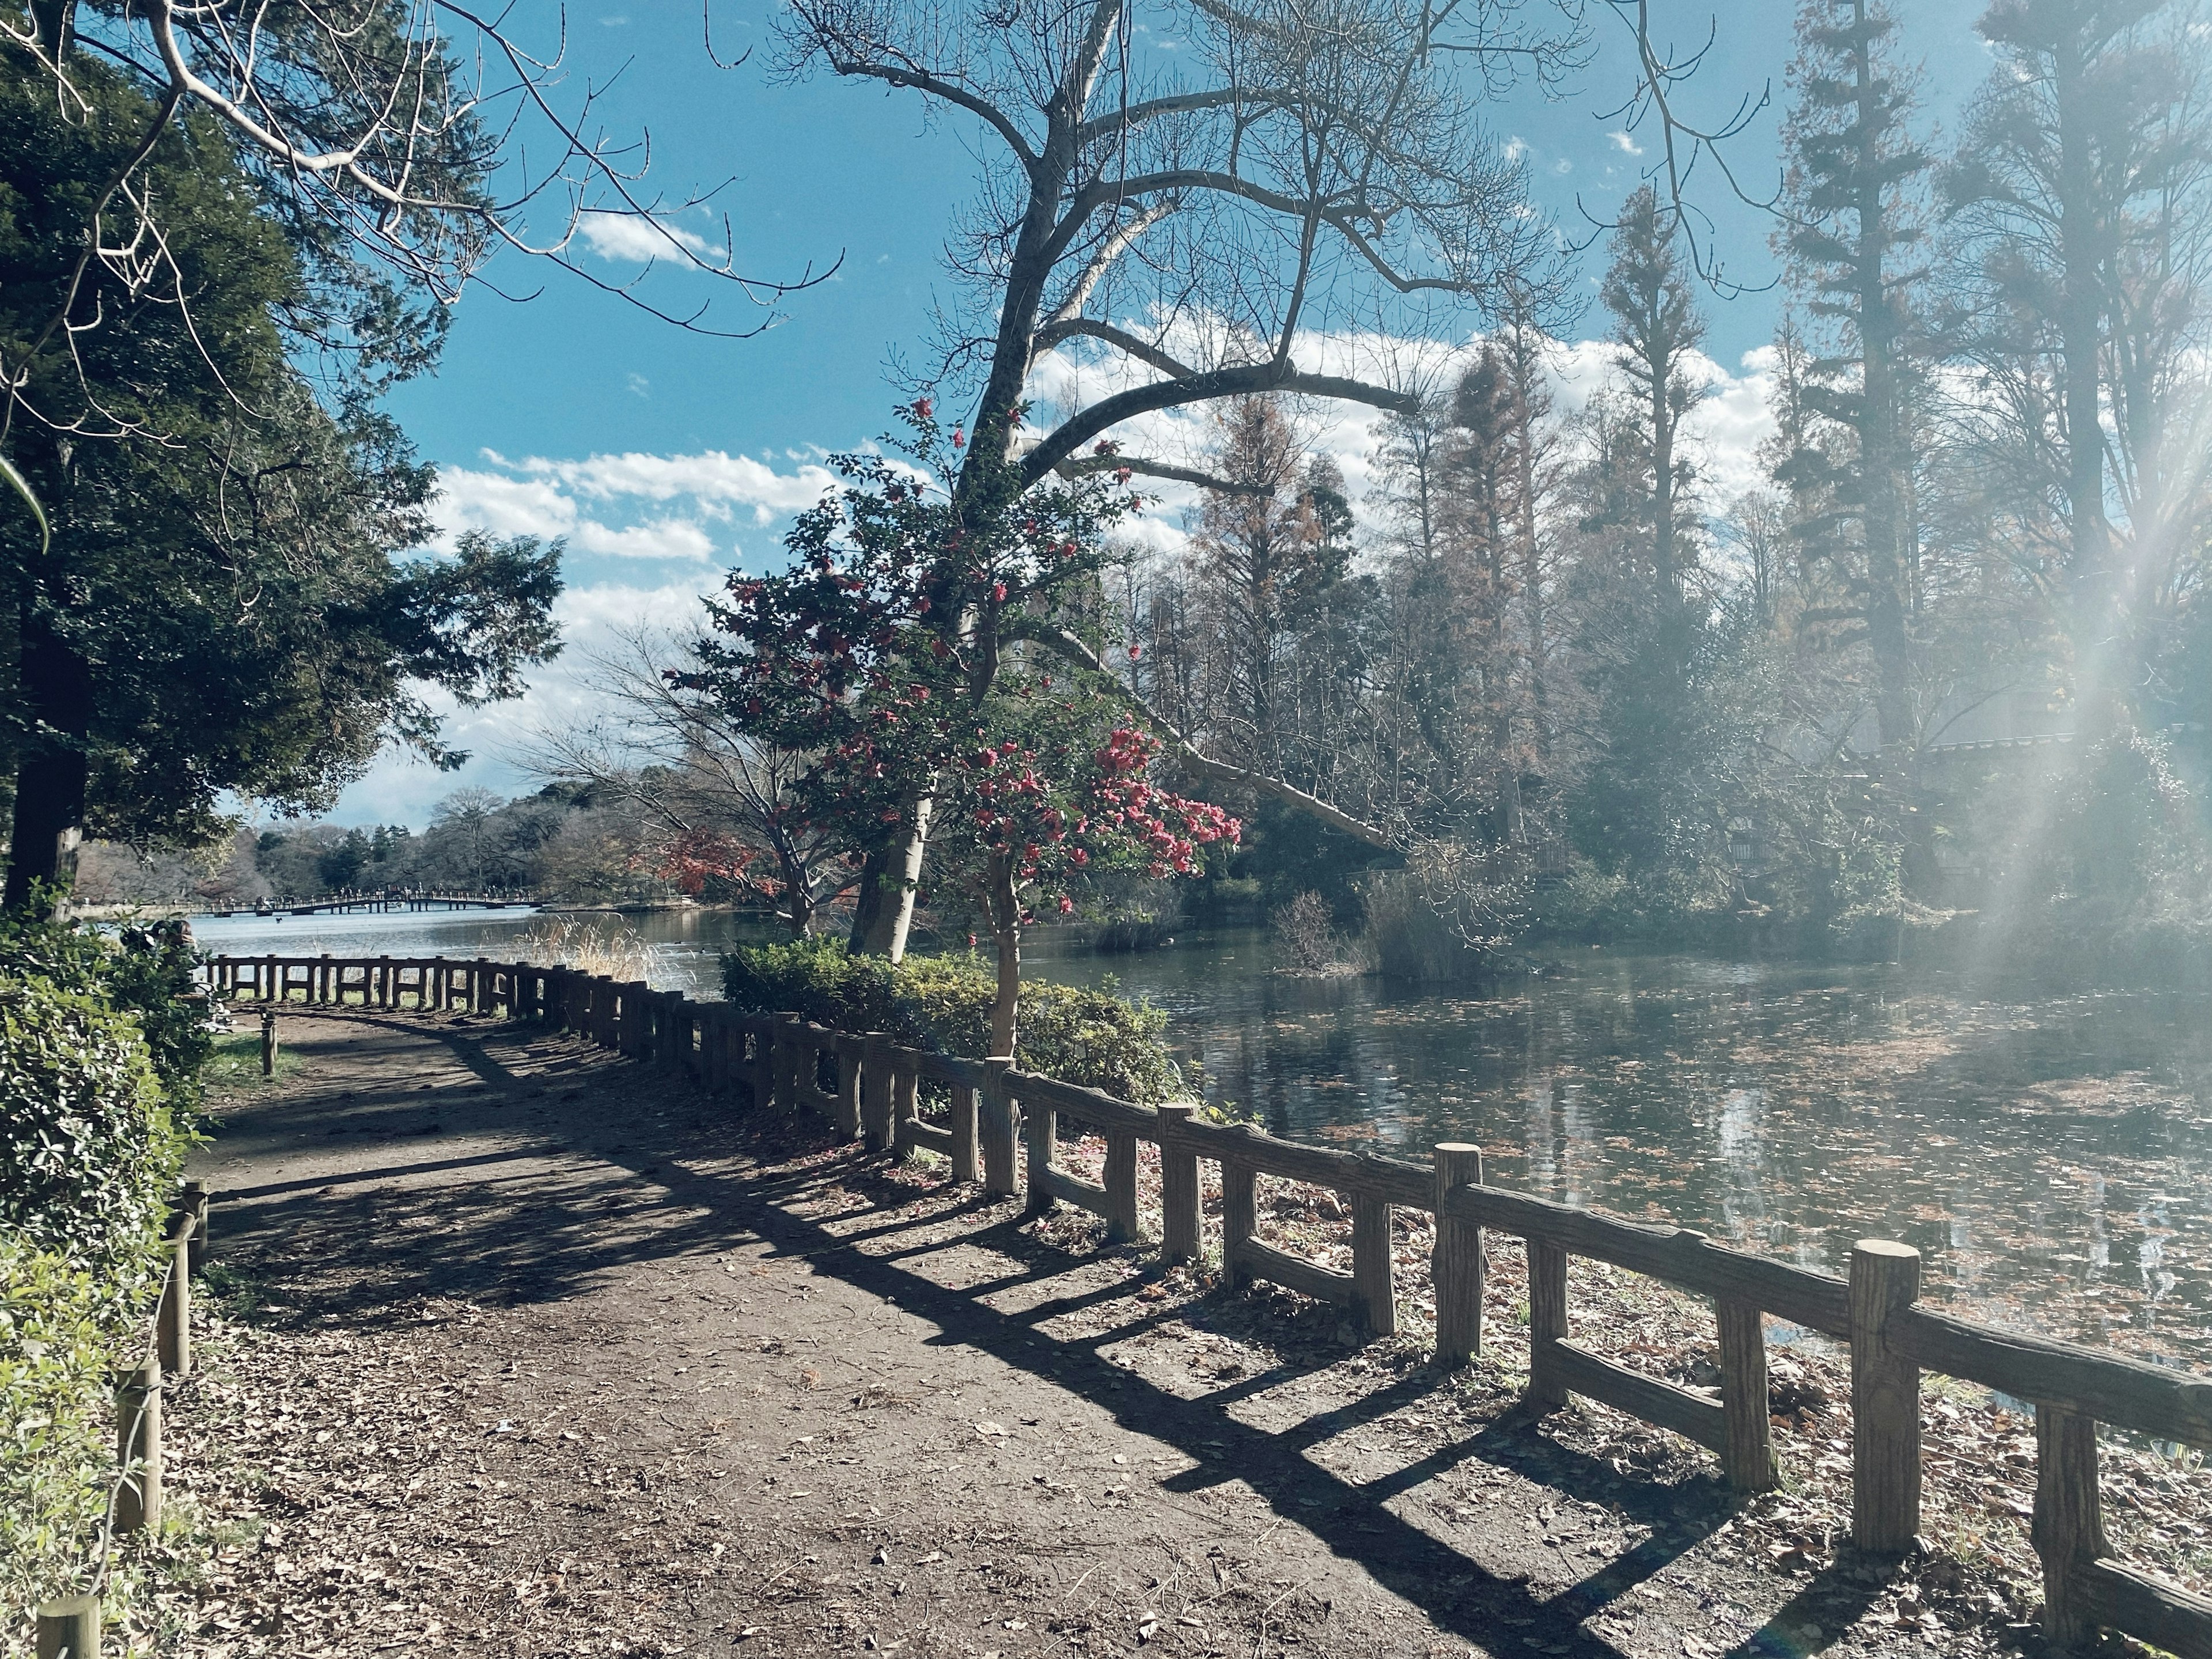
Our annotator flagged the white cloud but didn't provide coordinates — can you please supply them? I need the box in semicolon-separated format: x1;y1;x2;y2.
1608;130;1645;157
512;449;839;516
573;517;719;563
1024;313;1777;562
325;581;712;825
435;467;579;542
574;210;714;264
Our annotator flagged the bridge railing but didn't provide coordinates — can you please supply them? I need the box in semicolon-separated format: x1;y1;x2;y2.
204;951;2212;1656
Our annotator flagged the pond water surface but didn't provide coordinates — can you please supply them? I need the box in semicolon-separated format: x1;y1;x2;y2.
191;908;2212;1369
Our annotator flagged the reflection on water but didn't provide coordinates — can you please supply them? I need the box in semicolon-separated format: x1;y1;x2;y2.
196;911;2210;1365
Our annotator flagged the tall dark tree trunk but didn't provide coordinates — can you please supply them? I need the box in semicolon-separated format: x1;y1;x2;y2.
5;618;92;915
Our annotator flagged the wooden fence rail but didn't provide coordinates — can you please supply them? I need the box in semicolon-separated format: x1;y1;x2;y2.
206;953;2212;1657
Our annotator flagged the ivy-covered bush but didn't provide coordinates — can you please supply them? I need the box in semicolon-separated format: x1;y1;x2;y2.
0;976;181;1272
723;939;1187;1104
0;910;209;1102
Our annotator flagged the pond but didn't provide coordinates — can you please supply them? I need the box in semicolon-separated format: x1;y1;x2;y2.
190;908;2212;1369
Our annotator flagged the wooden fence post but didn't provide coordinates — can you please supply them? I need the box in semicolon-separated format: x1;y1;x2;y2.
860;1034;893;1149
1526;1240;1570;1409
2034;1405;2106;1649
830;1036;861;1139
1351;1194;1396;1337
377;955;392;1009
747;1018;774;1108
892;1060;919;1148
259;1009;277;1077
156;1213;192;1379
1157;1105;1201;1264
772;1013;803;1109
1717;1297;1777;1492
1850;1238;1923;1555
950;1082;980;1184
115;1359;161;1535
180;1180;209;1263
35;1594;99;1659
1023;1083;1058;1213
1222;1159;1256;1290
1104;1130;1142;1245
661;994;688;1070
981;1060;1018;1196
1433;1143;1483;1365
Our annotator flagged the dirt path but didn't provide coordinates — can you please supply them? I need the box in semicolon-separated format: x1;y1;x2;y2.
172;1010;2044;1659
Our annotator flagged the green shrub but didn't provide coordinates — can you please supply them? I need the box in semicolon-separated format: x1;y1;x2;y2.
0;976;183;1272
722;938;1187;1103
0;911;209;1103
0;1235;158;1618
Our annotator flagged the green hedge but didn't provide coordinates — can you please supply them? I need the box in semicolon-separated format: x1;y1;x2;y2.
0;912;209;1103
0;976;182;1272
722;940;1188;1104
0;918;202;1629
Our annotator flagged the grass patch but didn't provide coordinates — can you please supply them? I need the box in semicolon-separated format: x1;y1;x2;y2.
200;1029;303;1092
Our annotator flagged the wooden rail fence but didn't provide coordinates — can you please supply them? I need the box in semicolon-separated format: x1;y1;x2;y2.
208;952;2212;1657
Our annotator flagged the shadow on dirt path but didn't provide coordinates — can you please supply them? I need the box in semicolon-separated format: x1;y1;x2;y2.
181;1011;1936;1659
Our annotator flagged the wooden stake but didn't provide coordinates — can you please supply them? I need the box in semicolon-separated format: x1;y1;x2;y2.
1104;1130;1142;1244
156;1215;191;1379
893;1062;919;1145
1351;1194;1396;1337
1222;1160;1256;1291
259;1009;276;1077
36;1594;99;1659
1157;1106;1201;1264
1023;1088;1058;1213
861;1035;893;1149
1850;1238;1923;1555
950;1085;979;1184
1717;1296;1775;1492
1432;1143;1484;1365
1527;1240;1569;1410
834;1040;863;1141
115;1359;161;1535
2034;1404;2107;1649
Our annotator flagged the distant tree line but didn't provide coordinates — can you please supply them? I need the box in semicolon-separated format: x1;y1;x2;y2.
73;783;724;910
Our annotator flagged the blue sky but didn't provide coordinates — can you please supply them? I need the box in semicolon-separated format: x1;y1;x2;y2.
336;0;1993;828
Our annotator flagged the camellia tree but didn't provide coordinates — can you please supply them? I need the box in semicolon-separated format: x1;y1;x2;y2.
692;403;1236;1053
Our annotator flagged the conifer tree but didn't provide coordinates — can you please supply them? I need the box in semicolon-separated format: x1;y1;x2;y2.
1601;185;1710;620
1778;0;1933;755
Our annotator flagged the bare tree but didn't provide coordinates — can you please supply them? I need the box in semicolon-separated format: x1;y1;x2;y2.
514;624;860;934
777;0;1585;952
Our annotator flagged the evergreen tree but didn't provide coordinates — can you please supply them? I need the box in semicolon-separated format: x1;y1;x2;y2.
1778;0;1934;755
1601;185;1710;620
0;46;560;911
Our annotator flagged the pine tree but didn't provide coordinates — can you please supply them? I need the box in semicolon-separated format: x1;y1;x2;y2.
1779;0;1933;755
1601;184;1710;618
